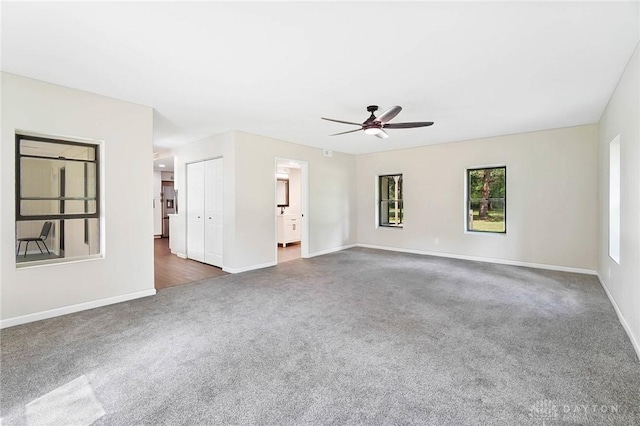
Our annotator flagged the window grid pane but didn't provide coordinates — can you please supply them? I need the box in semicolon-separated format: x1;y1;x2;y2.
467;167;506;233
16;134;100;264
379;174;403;227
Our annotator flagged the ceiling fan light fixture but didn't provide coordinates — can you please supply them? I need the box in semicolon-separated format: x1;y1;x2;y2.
322;105;434;138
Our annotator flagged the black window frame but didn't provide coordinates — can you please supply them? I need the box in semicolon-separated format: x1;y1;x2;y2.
378;173;403;228
466;166;506;234
15;134;100;222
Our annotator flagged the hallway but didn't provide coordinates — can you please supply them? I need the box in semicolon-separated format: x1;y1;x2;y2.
278;242;301;263
154;238;227;290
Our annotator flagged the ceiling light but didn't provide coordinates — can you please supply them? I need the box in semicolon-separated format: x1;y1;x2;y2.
364;127;382;136
158;164;166;168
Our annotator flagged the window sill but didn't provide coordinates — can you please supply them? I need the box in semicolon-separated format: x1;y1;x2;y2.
465;230;506;236
379;224;404;229
16;254;104;270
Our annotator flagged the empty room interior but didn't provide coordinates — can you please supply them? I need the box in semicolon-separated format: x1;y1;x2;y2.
1;2;640;425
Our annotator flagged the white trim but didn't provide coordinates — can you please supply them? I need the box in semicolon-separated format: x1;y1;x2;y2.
356;243;597;275
16;129;104;145
597;274;640;361
306;244;357;259
464;164;507;234
16;254;103;269
223;261;277;274
176;252;187;259
0;289;156;329
274;157;310;263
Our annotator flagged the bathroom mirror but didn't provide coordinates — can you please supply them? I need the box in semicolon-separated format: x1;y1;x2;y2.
277;178;289;207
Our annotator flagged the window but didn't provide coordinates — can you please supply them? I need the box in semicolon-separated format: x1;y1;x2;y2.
467;166;506;233
609;135;620;264
379;174;403;227
16;134;100;264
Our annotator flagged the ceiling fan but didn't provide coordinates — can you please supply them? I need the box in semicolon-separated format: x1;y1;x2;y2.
321;105;434;139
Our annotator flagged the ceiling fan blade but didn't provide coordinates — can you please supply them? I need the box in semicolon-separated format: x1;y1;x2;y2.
384;121;434;129
321;117;362;126
330;128;363;136
376;105;402;123
374;129;389;139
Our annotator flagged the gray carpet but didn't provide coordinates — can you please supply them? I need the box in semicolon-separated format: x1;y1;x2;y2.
2;247;639;425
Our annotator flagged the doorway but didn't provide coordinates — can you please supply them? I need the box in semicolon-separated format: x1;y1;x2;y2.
161;181;175;237
275;158;308;264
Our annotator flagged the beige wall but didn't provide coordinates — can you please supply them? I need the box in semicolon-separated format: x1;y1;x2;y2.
171;130;358;272
597;43;640;356
1;73;155;325
234;131;357;269
356;125;599;271
171;131;236;263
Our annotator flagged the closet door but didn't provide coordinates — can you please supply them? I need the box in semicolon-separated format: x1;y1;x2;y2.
186;161;205;262
204;158;223;267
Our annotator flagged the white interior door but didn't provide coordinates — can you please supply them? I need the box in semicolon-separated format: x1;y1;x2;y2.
204;158;223;267
187;161;205;262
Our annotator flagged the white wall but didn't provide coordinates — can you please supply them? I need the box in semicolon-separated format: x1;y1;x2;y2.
287;167;302;215
171;130;357;272
597;43;640;357
1;73;155;326
234;131;357;269
356;125;599;272
275;165;301;216
153;171;162;236
171;131;236;263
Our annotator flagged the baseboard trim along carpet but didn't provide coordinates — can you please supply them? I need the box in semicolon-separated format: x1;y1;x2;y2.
223;244;358;273
357;243;598;275
223;261;278;274
0;289;157;329
305;244;357;259
597;274;640;361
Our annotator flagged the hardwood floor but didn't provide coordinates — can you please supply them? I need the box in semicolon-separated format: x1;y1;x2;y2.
154;238;227;290
278;242;301;263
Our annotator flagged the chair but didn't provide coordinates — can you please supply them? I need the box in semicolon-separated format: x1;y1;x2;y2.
17;221;53;258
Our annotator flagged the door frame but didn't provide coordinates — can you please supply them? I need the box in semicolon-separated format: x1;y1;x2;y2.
274;157;309;261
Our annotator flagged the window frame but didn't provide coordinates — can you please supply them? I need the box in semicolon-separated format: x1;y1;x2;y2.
15;133;102;265
15;134;100;222
465;166;506;234
378;173;404;228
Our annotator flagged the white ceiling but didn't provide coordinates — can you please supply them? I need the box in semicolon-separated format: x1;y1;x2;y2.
153;157;174;173
2;2;639;155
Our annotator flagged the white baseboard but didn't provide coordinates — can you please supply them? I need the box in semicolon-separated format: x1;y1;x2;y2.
305;244;357;258
223;261;277;274
223;243;358;273
176;252;187;259
596;274;640;361
356;243;597;275
0;289;156;329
